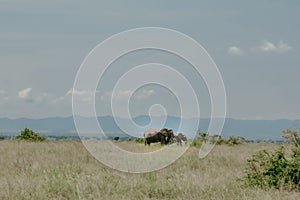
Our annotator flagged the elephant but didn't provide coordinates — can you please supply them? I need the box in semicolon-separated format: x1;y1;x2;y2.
173;133;187;146
144;128;175;146
160;128;175;144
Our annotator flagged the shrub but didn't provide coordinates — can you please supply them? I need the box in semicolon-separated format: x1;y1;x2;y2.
245;146;300;191
192;130;225;146
15;128;46;142
244;129;300;191
281;129;300;147
135;137;144;143
190;138;201;147
210;134;225;145
189;130;205;147
226;136;245;145
216;137;225;145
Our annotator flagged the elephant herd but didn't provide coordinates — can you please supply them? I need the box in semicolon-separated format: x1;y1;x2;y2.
143;128;187;146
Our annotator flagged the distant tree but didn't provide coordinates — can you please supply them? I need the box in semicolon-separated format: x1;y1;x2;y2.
226;135;245;145
113;137;119;141
281;129;300;147
195;130;225;145
15;128;46;142
213;135;225;145
197;130;208;140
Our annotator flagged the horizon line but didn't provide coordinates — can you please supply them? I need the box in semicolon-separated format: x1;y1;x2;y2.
0;115;299;121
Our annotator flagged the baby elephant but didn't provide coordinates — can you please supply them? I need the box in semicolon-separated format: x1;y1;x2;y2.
174;133;188;146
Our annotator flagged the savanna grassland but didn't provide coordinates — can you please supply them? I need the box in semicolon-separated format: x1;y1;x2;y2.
0;140;299;200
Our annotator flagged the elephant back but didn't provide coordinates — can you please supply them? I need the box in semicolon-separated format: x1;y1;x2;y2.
144;128;160;138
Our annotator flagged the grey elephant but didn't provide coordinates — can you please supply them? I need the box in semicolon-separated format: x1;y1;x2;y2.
144;128;174;146
173;133;188;146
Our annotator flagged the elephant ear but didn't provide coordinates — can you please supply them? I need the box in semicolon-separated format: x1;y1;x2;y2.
159;129;168;137
167;128;174;134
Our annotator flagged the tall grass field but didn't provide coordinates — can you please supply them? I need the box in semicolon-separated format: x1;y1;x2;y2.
0;140;299;199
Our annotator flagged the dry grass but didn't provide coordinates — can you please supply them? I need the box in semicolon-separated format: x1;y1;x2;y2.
0;140;299;199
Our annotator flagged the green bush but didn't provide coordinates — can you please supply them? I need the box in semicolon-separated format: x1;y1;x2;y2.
190;138;201;147
245;146;300;191
244;129;300;191
210;134;225;145
226;136;245;145
189;130;205;147
192;130;225;146
135;137;144;143
281;129;300;147
15;128;46;142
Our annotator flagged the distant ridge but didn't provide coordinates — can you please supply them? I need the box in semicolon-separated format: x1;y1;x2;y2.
1;115;300;140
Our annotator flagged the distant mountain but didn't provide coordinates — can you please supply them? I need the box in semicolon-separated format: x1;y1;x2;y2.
0;115;300;140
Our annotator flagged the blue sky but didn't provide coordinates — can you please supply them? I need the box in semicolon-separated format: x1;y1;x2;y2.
0;0;299;119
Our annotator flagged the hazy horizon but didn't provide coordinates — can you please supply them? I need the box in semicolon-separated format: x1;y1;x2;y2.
1;114;300;121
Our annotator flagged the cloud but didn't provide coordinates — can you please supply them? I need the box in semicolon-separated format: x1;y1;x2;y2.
100;90;133;102
62;88;93;102
259;40;292;54
228;46;244;56
17;88;32;99
100;89;156;102
115;90;133;99
16;88;54;104
135;89;156;100
34;93;52;103
0;90;6;95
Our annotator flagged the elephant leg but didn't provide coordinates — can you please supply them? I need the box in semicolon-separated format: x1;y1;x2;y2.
145;139;150;146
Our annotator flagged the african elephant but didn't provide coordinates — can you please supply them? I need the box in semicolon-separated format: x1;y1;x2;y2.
174;133;187;146
144;128;174;146
159;128;175;144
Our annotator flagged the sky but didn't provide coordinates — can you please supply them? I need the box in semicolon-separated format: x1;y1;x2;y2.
0;0;299;119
